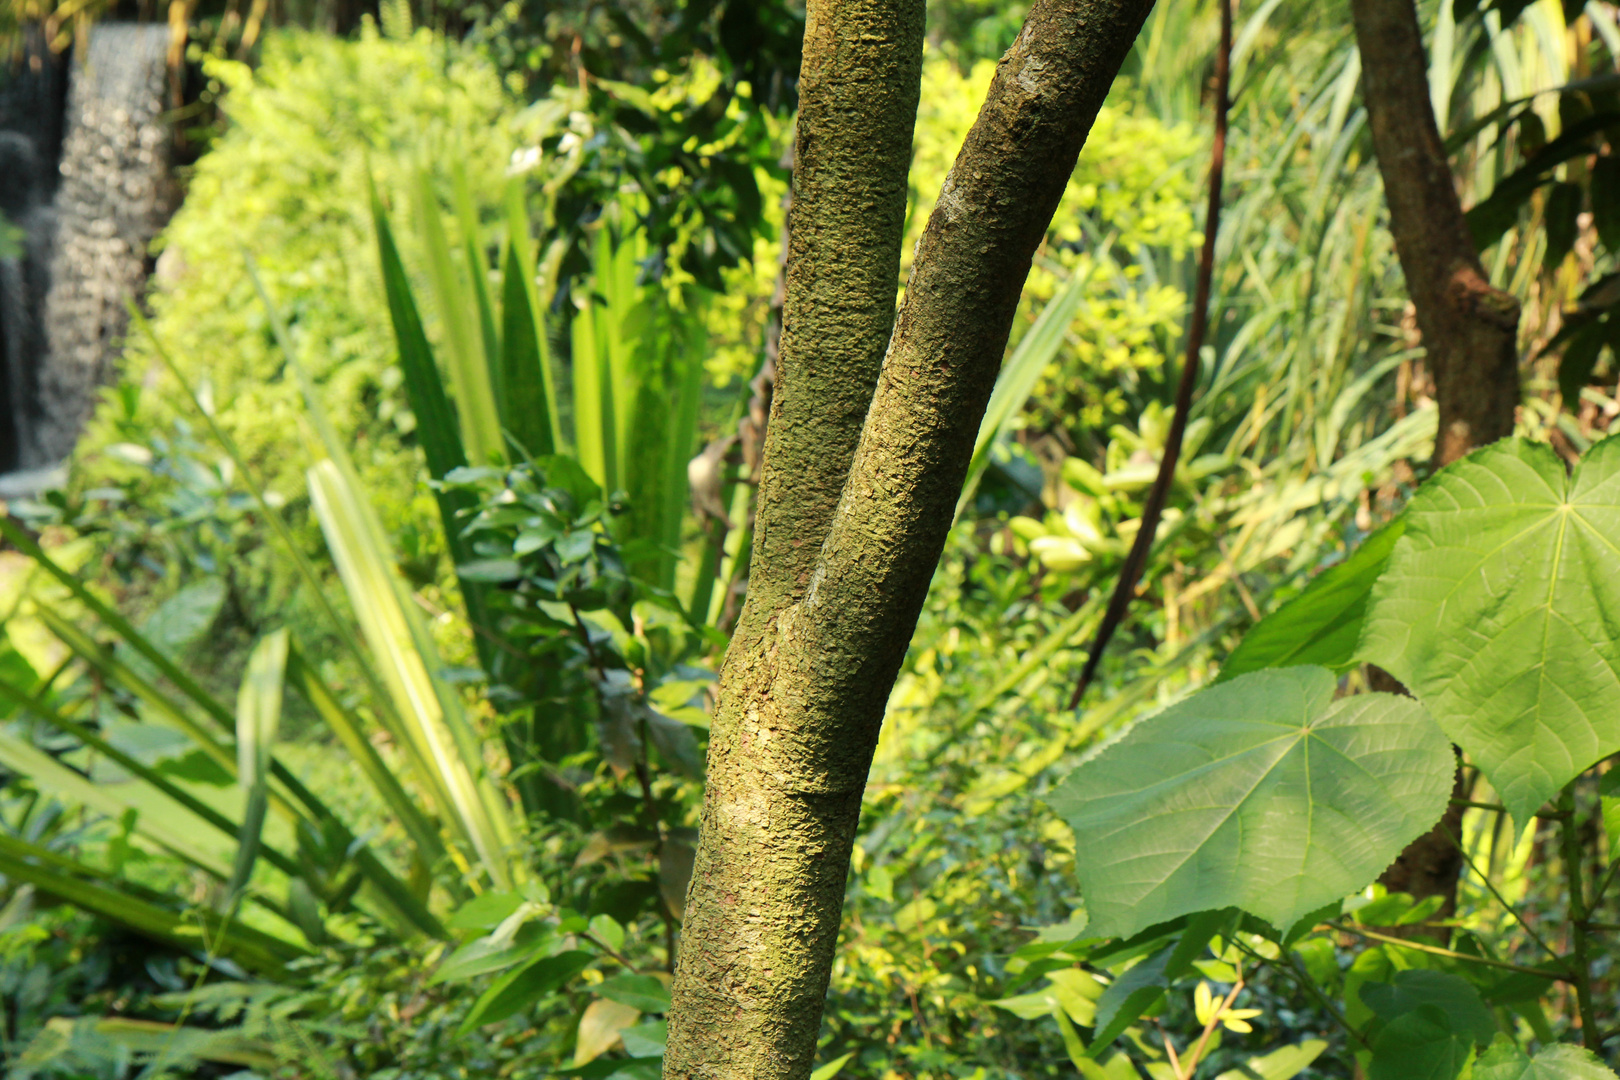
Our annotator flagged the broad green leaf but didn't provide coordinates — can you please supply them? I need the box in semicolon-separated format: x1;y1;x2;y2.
1360;435;1620;827
1360;971;1495;1046
1474;1039;1619;1079
431;920;555;985
596;974;671;1014
1368;1006;1472;1080
456;949;592;1034
810;1052;856;1080
618;1021;667;1058
1049;667;1452;939
448;891;525;931
1214;1040;1327;1080
1218;517;1404;681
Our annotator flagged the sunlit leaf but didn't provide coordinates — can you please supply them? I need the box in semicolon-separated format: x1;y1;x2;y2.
1361;435;1620;827
1218;517;1404;681
1049;667;1452;939
1473;1039;1619;1080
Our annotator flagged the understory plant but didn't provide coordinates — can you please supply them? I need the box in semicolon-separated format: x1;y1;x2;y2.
1011;432;1620;1078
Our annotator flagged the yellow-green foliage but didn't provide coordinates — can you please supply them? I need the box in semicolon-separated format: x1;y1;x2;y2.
906;48;1202;433
79;24;525;550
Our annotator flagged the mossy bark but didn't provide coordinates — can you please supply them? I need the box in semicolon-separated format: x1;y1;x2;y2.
663;2;1156;1077
1351;0;1519;923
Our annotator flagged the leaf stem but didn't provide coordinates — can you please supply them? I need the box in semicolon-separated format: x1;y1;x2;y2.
1228;935;1368;1051
1327;922;1567;982
1557;786;1601;1050
1439;821;1567;969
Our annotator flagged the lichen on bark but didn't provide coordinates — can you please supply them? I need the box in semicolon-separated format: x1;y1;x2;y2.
664;2;1157;1078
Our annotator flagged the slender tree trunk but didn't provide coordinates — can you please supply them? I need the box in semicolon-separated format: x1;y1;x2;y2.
1351;0;1520;919
663;1;1156;1077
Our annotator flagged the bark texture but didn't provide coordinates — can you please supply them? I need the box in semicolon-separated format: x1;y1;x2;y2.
664;2;1155;1077
1351;0;1518;918
1351;0;1520;466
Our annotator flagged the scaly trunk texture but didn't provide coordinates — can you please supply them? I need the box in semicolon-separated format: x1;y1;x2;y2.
663;1;1156;1077
1351;0;1520;920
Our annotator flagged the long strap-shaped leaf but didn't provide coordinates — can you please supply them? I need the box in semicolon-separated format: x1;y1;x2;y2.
0;678;300;880
129;306;431;797
228;630;287;902
955;238;1114;520
502;177;561;457
249;256;518;892
413;168;505;466
0;832;302;974
4;521;443;936
371;185;505;676
309;460;518;890
284;645;446;868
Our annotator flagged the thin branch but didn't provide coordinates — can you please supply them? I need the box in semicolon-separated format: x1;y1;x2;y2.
1439;821;1568;969
1069;0;1233;709
1328;922;1568;981
1557;786;1601;1051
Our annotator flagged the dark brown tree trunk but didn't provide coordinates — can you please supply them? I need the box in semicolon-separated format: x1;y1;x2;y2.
663;0;1156;1075
1351;0;1520;920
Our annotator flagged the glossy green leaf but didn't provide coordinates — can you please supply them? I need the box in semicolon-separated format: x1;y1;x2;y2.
1360;435;1620;827
1474;1039;1619;1079
1213;1040;1327;1080
1360;971;1495;1046
1218;517;1404;681
1049;667;1452;939
596;974;672;1014
456;949;593;1034
1367;1006;1472;1080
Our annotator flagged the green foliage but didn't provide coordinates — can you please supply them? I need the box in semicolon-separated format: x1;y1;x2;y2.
1475;1040;1620;1079
1052;667;1452;939
73;25;530;655
1217;518;1404;682
1054;434;1620;1074
1362;437;1620;827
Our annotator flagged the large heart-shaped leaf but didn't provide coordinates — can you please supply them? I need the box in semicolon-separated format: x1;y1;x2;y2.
1360;435;1620;827
1474;1041;1618;1080
1049;667;1452;939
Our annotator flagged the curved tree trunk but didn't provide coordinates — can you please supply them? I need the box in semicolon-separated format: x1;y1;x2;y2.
1350;0;1521;920
663;1;1156;1076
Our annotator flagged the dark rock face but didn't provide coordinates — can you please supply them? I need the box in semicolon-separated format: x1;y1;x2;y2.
0;23;174;479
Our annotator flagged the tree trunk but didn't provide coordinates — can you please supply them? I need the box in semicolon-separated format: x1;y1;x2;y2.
1351;0;1520;919
663;1;1156;1077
